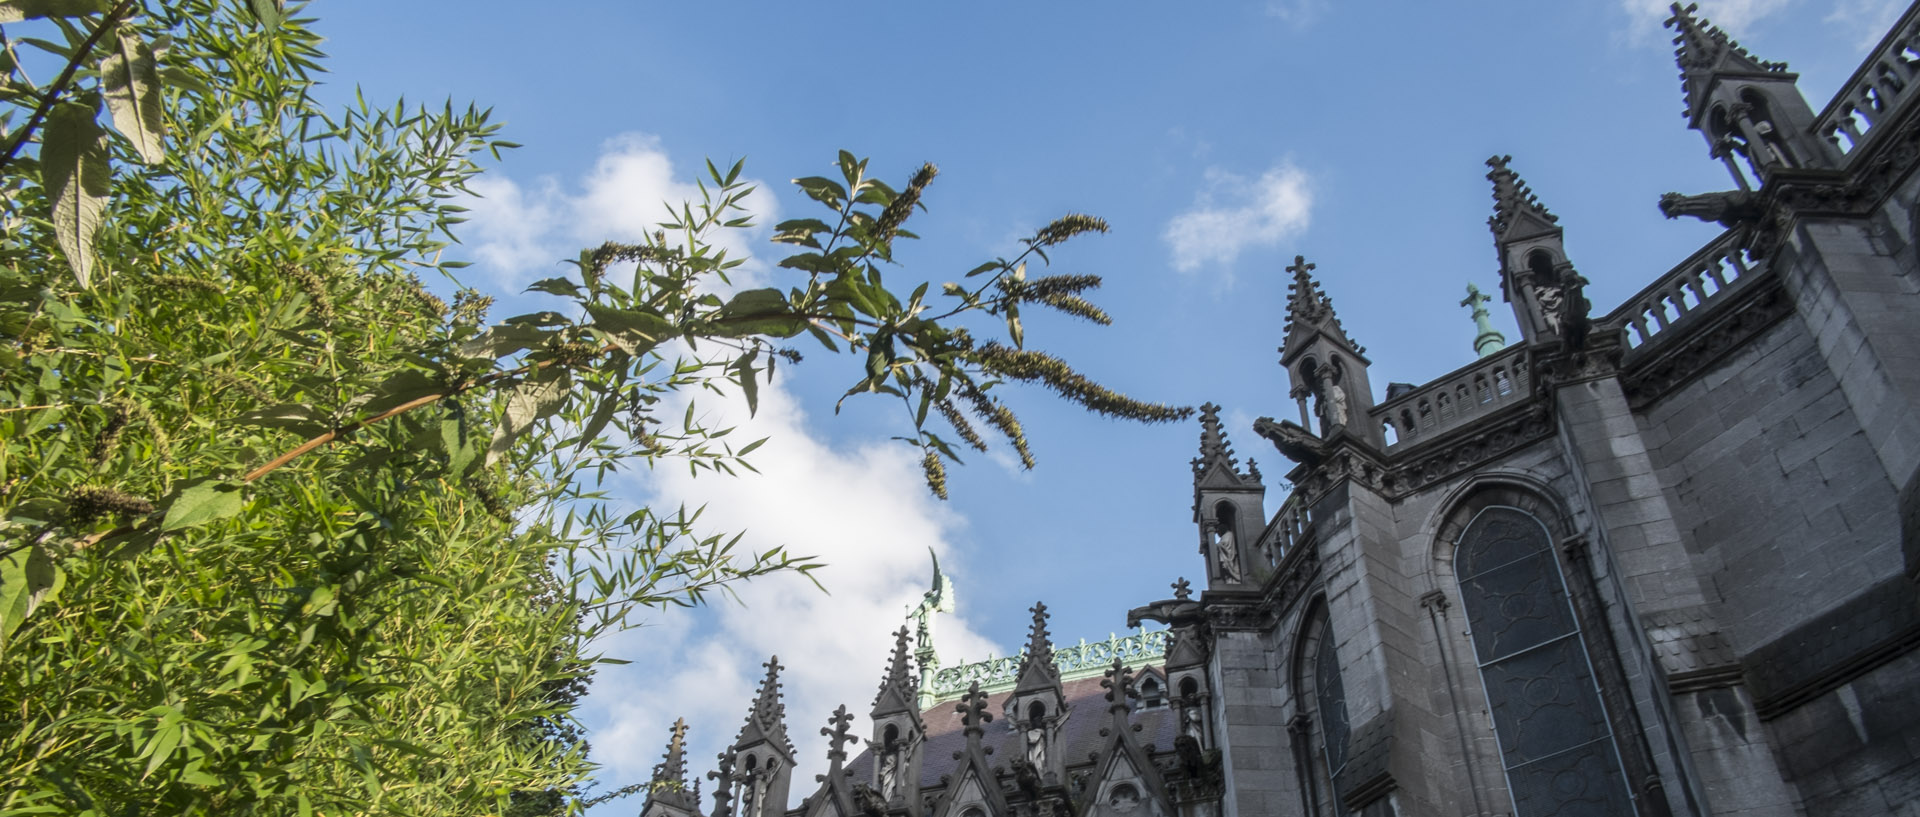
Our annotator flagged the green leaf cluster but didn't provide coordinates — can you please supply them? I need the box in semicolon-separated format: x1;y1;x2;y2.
0;1;1188;814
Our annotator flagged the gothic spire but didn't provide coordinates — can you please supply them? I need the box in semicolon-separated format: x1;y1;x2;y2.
1665;3;1785;74
1190;403;1256;487
1665;3;1789;120
733;656;794;757
645;719;699;812
1486;155;1559;243
871;626;922;721
1279;255;1363;364
1462;282;1507;358
1013;601;1065;695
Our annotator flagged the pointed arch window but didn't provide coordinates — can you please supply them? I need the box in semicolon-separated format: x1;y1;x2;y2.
1291;613;1350;817
1455;506;1632;817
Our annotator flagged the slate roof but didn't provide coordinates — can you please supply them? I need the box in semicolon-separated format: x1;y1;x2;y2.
846;670;1178;789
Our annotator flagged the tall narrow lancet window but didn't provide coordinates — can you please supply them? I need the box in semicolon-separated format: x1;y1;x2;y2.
1292;615;1350;817
1314;627;1350;791
1455;507;1632;817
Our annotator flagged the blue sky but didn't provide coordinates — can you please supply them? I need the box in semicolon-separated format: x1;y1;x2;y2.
312;0;1899;808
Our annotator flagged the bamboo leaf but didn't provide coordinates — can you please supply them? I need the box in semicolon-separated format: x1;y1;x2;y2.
0;0;109;22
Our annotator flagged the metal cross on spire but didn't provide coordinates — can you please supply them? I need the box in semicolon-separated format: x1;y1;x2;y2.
1461;282;1507;358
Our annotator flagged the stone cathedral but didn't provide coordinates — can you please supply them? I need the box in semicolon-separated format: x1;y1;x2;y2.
639;5;1920;817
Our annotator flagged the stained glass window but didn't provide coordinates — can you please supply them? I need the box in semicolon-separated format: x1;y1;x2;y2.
1313;620;1350;817
1456;507;1632;817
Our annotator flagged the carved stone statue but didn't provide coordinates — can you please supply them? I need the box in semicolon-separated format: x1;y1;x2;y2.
878;748;900;800
1024;724;1047;769
1534;283;1566;335
1212;521;1242;583
1312;362;1350;433
1181;704;1204;743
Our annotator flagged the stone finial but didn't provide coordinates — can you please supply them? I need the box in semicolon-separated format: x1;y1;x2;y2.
1664;2;1785;73
1024;602;1057;669
1192;402;1254;484
735;656;794;755
1486;155;1559;240
1101;659;1138;714
660;718;690;781
1284;255;1331;334
1172;578;1192;601
1012;602;1066;697
1664;3;1788;119
822;705;858;768
1461;282;1507;358
872;626;919;717
956;681;994;736
646;718;698;810
708;748;738;817
1280;255;1363;360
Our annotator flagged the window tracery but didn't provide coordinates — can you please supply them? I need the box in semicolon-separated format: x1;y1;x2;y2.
1455;506;1632;817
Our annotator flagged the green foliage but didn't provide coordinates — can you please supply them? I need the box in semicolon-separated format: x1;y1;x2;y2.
0;1;1187;815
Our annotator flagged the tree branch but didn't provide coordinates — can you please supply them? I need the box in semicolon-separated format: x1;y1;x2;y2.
0;0;140;174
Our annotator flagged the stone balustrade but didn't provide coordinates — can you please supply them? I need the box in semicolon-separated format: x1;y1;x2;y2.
1259;490;1312;571
1373;344;1532;449
1815;4;1920;156
1607;230;1762;357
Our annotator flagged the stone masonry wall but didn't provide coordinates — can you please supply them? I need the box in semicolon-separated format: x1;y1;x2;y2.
1637;312;1901;655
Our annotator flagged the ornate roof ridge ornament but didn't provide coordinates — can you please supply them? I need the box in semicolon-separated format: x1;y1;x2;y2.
925;626;1170;703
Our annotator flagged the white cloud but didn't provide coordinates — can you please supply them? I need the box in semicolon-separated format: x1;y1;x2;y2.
583;378;1003;803
1617;0;1794;43
462;135;1008;811
1264;0;1328;28
1162;162;1312;276
457;133;778;292
1826;0;1905;48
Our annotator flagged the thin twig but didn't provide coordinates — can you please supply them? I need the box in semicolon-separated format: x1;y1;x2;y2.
0;0;140;174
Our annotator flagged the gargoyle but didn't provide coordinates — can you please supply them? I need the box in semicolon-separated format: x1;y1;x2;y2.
1011;759;1045;799
1173;735;1207;777
1252;417;1326;467
1658;190;1764;230
850;784;886;817
1126;599;1201;629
